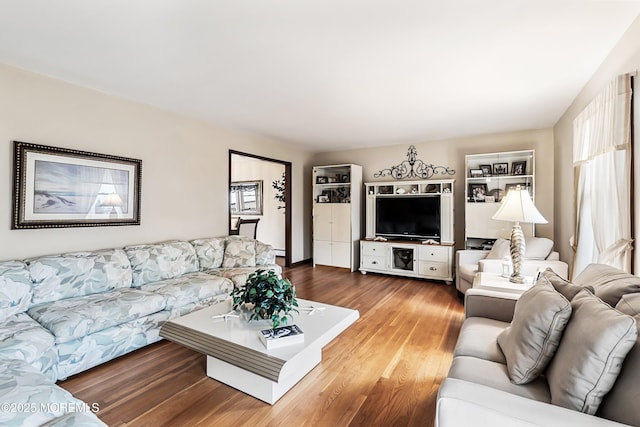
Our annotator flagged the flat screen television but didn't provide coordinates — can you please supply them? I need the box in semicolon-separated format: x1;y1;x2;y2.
375;196;441;240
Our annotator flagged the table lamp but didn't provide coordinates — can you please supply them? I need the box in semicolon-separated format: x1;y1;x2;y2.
491;186;547;283
101;193;123;219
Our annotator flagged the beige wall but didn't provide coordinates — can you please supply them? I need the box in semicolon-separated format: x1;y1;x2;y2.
553;15;640;273
0;64;315;262
313;128;555;250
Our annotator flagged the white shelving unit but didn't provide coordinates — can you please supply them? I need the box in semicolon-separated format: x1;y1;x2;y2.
312;164;362;271
464;150;535;249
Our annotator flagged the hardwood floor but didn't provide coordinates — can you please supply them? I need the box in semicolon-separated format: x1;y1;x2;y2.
59;264;464;426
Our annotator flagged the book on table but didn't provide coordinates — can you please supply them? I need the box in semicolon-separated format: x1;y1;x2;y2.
259;324;304;349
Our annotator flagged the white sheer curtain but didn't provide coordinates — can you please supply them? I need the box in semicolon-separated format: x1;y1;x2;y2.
572;74;633;277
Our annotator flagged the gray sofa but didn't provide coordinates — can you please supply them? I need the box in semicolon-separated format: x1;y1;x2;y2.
0;235;279;426
436;264;640;427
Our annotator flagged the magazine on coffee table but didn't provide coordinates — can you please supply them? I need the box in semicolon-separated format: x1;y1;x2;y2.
259;324;304;349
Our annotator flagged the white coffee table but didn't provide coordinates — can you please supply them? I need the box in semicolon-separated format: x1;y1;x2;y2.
473;272;535;295
159;298;359;404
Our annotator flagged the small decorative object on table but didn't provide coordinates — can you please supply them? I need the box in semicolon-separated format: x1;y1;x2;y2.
230;269;299;327
259;324;304;349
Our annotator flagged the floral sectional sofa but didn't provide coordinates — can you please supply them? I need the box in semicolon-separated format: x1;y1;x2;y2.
0;236;280;426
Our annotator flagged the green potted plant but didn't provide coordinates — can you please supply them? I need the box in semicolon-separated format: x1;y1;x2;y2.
230;269;299;327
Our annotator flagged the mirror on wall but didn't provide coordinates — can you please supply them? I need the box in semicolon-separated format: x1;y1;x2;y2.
230;180;263;215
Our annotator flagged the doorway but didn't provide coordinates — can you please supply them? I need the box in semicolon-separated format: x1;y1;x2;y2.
229;150;292;267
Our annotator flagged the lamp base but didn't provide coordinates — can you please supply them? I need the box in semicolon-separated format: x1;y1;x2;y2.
509;223;526;284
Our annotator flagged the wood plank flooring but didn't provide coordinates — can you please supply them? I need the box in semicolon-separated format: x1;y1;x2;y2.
59;264;464;427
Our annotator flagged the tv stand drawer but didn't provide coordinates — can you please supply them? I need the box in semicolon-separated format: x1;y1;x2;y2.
419;261;449;278
361;255;387;270
418;246;449;262
361;241;386;256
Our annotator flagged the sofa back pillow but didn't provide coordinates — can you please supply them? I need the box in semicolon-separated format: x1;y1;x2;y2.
125;240;199;287
222;237;256;268
597;293;640;426
540;268;594;301
546;290;637;415
255;240;276;266
0;261;33;320
573;263;640;307
27;249;132;305
190;237;226;270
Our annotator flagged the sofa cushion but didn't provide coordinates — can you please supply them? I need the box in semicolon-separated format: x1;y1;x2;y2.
190;237;226;270
453;317;508;364
597;293;640;426
27;249;133;305
222;238;256;268
0;261;33;320
447;356;551;403
573;263;640;307
139;272;232;310
546;290;637;415
0;312;58;376
125;240;199;287
0;359;105;426
27;288;166;344
497;274;572;384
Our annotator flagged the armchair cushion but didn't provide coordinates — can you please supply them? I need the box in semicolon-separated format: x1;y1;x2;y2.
524;237;554;260
486;238;510;259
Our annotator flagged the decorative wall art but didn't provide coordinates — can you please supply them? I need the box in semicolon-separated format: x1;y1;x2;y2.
12;141;142;229
374;145;455;180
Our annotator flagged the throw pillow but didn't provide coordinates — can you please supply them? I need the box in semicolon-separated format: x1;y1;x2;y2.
539;268;594;301
546;290;637;414
573;263;640;307
190;237;226;269
497;277;572;384
222;238;256;268
486;238;510;259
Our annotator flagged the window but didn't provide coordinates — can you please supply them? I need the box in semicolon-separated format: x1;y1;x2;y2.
230;181;263;215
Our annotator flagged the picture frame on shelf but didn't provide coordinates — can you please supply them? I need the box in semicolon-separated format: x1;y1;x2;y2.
317;195;330;203
469;169;484;178
487;188;504;202
511;161;526;175
492;163;508;175
480;165;492;176
505;183;532;196
468;183;488;202
12;141;141;229
316;176;328;184
341;174;350;182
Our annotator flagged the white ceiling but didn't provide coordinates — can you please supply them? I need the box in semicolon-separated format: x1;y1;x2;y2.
1;1;639;152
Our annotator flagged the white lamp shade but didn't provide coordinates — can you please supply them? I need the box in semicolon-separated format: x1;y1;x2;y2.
101;193;123;207
492;187;547;224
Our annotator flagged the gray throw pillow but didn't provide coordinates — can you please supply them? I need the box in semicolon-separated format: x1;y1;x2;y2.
573;263;640;307
497;276;572;384
539;268;594;301
546;290;637;415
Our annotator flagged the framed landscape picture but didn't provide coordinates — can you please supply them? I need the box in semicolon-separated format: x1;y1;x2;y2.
12;141;142;229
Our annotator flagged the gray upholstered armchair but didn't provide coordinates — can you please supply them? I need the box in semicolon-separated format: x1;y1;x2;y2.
455;237;569;295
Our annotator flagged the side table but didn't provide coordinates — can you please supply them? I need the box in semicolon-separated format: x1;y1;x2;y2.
472;272;535;296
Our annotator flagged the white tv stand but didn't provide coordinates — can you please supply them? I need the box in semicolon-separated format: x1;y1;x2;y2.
360;239;454;283
360;179;455;283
